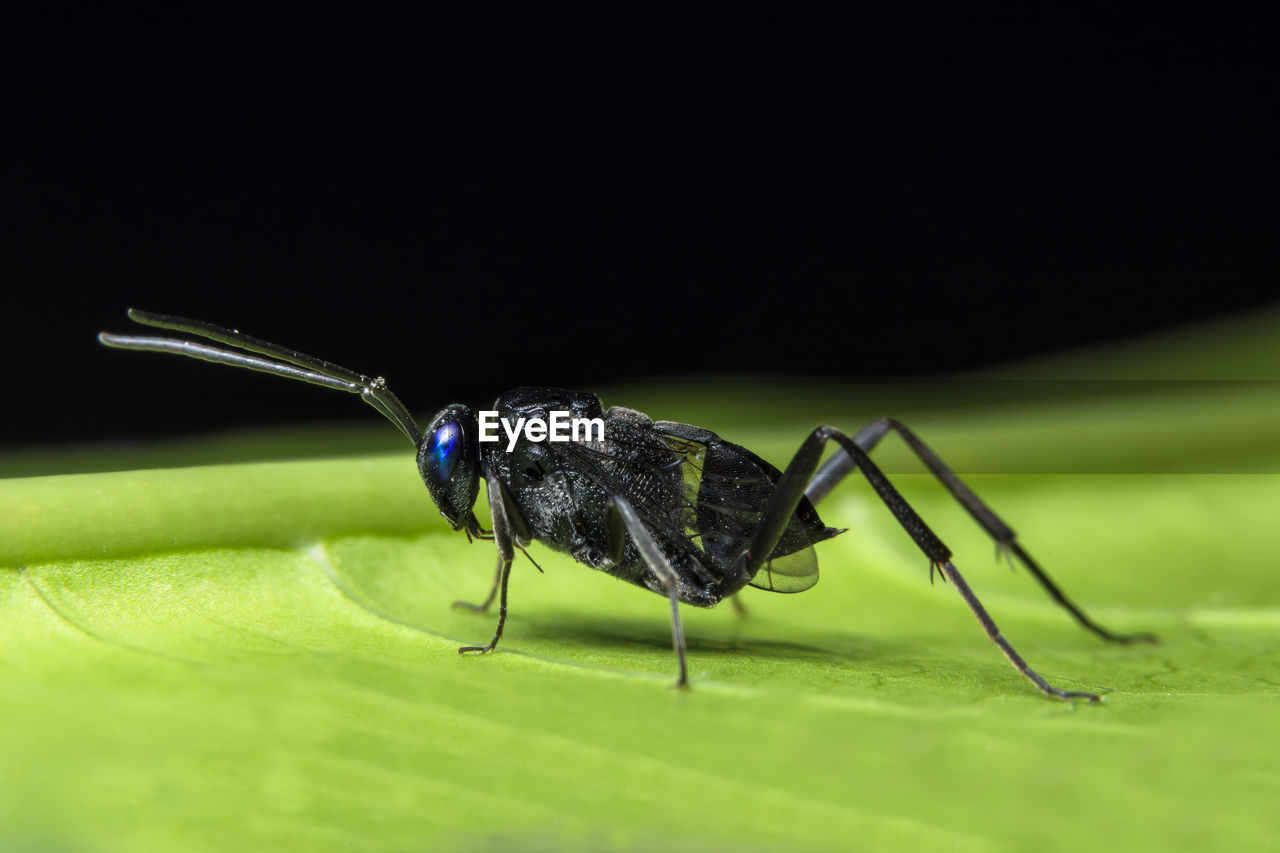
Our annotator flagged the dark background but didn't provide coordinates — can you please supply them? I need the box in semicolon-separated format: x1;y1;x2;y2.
5;8;1277;447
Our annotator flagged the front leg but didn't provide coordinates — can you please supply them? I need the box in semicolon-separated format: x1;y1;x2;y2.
458;476;518;656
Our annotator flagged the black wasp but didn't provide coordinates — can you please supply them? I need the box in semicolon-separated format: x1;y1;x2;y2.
99;309;1155;701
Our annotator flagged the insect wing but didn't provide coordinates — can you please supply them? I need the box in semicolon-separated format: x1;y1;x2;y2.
545;416;837;595
543;416;725;588
656;423;838;594
750;545;820;593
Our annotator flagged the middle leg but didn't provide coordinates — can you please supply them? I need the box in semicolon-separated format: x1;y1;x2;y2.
606;495;690;687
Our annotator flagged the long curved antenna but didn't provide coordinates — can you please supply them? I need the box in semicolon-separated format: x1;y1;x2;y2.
98;308;423;445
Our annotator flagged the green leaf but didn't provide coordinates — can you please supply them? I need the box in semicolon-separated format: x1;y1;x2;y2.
3;318;1279;851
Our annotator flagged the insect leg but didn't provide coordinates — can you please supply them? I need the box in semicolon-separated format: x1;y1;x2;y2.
452;553;503;613
606;496;689;687
806;417;1155;645
744;426;1100;702
803;419;891;505
458;476;516;656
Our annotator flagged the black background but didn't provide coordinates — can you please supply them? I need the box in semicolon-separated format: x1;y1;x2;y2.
6;8;1277;447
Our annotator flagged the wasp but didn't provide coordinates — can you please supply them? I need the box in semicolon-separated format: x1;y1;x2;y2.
100;309;1154;701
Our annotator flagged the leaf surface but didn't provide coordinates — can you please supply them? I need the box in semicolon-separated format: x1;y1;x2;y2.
3;321;1279;851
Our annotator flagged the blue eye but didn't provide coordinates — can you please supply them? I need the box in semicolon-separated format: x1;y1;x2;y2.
425;422;461;482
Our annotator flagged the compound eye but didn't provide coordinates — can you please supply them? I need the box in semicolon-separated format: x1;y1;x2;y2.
424;421;461;482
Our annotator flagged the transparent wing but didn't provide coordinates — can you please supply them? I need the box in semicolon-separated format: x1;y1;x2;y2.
656;426;837;593
751;546;820;593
